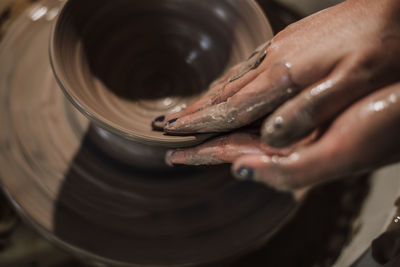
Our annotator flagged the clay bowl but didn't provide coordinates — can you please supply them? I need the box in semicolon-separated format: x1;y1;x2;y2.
50;0;273;148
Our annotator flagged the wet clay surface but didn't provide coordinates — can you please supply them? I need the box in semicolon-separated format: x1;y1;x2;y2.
50;0;273;147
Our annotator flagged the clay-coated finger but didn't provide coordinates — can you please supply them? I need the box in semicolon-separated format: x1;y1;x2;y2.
232;153;308;191
165;133;264;166
166;130;316;167
152;64;240;130
151;64;242;130
156;42;270;130
164;61;299;134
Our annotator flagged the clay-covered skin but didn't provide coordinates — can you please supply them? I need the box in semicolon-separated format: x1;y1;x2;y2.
161;0;400;191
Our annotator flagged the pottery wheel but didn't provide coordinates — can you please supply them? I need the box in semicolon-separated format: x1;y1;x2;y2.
0;1;296;266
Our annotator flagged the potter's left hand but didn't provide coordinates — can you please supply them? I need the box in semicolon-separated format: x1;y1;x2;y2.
158;0;400;191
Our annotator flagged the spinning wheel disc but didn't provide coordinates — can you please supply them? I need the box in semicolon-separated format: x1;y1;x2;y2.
0;1;297;266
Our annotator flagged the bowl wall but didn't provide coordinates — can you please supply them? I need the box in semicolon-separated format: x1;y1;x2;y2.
50;0;273;146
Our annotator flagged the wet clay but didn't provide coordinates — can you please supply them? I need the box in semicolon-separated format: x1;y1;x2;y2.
50;0;273;147
0;1;297;266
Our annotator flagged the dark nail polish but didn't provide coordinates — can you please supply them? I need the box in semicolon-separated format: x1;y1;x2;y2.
155;115;165;122
274;122;282;129
167;118;178;124
274;116;283;129
236;167;254;180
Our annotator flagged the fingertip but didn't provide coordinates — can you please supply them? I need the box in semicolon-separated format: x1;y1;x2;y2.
164;110;184;124
165;149;193;166
232;154;267;181
164;117;181;133
163;119;180;133
233;166;255;181
152;115;166;131
164;115;203;134
163;121;181;134
261;114;312;148
261;116;292;147
232;154;295;192
155;115;165;122
165;150;175;167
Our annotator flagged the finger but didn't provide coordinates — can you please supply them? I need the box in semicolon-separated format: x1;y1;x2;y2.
203;42;271;107
262;48;400;147
207;63;242;94
165;133;264;166
233;83;400;191
164;60;260;122
154;42;271;129
259;129;318;156
231;152;322;192
151;64;242;130
165;61;299;134
165;131;312;167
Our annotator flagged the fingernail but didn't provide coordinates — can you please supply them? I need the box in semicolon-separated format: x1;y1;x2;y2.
263;116;284;134
273;116;283;129
235;167;254;180
262;117;291;147
167;118;178;125
154;115;165;122
152;115;166;131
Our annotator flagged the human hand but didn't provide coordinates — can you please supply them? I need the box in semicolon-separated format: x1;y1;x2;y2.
167;84;400;191
154;0;400;143
159;0;400;191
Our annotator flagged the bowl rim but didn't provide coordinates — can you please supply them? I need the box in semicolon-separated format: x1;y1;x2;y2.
49;0;273;148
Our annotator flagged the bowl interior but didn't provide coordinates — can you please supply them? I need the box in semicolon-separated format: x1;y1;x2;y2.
51;0;273;147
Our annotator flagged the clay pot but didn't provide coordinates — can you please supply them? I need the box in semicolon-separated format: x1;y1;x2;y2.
50;0;273;165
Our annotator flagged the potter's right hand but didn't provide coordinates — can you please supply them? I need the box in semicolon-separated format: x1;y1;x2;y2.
166;82;400;191
153;0;400;148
